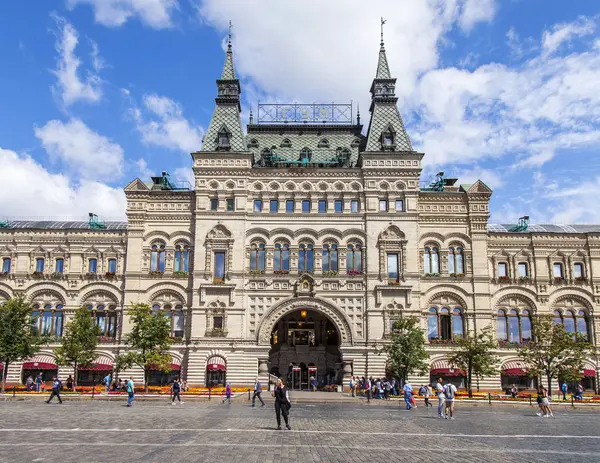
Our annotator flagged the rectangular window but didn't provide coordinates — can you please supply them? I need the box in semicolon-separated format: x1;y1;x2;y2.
108;259;117;273
497;263;507;277
226;198;234;212
318;200;327;213
286;200;295;213
210;199;218;211
2;258;10;273
270;200;279;213
574;263;584;279
253;200;263;212
173;312;184;338
553;263;563;278
387;253;399;280
395;200;404;212
302;200;311;213
214;252;225;280
334;200;343;213
36;258;45;273
518;263;528;277
89;259;97;273
350;200;359;213
213;316;223;330
55;259;64;274
379;200;388;212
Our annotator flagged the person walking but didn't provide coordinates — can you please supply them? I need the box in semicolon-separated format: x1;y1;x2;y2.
35;372;43;392
45;376;63;404
252;377;265;407
66;375;74;392
365;377;371;403
420;384;432;408
273;378;291;430
103;373;112;393
403;382;413;410
435;377;445;418
536;385;553;417
510;384;518;399
223;382;232;404
171;377;183;405
25;375;33;392
349;376;355;397
126;376;135;407
560;381;568;401
444;380;457;419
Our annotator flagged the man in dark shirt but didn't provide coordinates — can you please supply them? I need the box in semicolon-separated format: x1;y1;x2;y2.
45;376;63;404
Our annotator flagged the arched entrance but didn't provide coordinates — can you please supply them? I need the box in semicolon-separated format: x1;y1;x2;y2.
268;309;342;390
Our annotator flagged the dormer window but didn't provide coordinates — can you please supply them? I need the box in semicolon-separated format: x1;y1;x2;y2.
382;132;393;147
217;128;231;151
299;148;312;163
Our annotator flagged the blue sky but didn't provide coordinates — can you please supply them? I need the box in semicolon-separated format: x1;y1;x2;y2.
1;0;599;223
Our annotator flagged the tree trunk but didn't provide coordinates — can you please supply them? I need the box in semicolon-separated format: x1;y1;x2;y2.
1;360;8;393
144;367;149;393
468;364;473;398
547;372;552;400
73;361;78;390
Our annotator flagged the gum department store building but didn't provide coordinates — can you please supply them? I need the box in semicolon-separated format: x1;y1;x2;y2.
0;37;598;392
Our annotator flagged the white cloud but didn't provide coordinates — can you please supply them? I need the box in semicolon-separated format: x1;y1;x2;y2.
542;16;596;57
135;158;154;179
457;0;496;33
34;119;124;180
197;0;496;107
67;0;178;29
0;148;126;219
51;14;102;106
173;166;194;188
131;94;204;152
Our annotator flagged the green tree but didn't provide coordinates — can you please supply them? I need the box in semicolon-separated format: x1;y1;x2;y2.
0;297;42;393
518;315;591;395
446;326;498;398
381;317;429;384
115;303;173;392
55;307;102;389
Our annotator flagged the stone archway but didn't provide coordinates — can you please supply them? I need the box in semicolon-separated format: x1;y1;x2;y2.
257;297;353;346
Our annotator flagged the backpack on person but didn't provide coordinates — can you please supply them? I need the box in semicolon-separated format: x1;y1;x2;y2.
444;384;456;400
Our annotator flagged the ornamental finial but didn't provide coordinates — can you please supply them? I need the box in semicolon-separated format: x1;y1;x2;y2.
380;17;387;46
228;20;233;49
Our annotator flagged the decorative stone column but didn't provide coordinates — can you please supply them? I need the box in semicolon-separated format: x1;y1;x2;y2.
258;359;269;375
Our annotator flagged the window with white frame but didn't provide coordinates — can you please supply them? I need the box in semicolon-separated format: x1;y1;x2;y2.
428;307;463;341
573;263;584;279
55;258;64;274
31;302;64;337
174;244;190;273
274;243;290;273
423;246;439;274
298;243;314;273
322;243;338;273
249;242;266;272
447;247;464;275
497;262;508;278
518;262;528;277
387;253;399;281
379;200;388;212
152;303;185;338
2;258;11;273
150;242;166;272
86;303;118;338
346;243;362;274
553;263;563;279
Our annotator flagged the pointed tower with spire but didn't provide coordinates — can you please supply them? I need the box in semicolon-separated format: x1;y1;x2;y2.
201;21;246;152
364;18;413;153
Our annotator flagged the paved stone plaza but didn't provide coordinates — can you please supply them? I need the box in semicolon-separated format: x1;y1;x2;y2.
0;400;598;462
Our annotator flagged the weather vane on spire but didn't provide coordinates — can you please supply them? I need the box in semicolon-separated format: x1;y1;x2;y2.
381;17;386;45
228;20;233;48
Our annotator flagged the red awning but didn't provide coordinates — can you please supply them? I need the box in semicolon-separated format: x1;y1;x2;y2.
430;359;465;377
79;357;113;371
23;355;57;371
502;361;529;377
206;356;226;372
583;369;597;378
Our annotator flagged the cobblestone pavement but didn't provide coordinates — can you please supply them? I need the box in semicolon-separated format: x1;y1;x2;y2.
0;399;598;462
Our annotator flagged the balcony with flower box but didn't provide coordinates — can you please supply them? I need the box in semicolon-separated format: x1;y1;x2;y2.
517;276;532;284
31;271;45;280
148;271;164;279
206;328;228;338
346;270;363;277
552;277;566;285
496;276;511;284
173;271;188;279
273;270;290;275
97;336;119;344
449;273;465;279
574;276;587;285
322;271;338;278
428;337;458;346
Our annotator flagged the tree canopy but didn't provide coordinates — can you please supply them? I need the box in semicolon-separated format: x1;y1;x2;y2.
446;326;498;397
115;303;173;391
382;317;429;384
518;315;591;394
0;297;42;392
55;306;102;388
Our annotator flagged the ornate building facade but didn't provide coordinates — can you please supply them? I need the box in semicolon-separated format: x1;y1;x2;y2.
0;37;598;391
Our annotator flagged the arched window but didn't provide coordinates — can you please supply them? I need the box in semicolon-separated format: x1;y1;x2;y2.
299;148;312;163
88;258;97;274
2;257;11;273
32;303;64;337
448;247;464;275
249;242;266;272
346;244;362;274
217;129;230;150
151;303;185;338
280;138;292;148
317;139;329;148
150;242;166;272
322;243;338;273
174;243;190;273
274;243;290;273
298;243;314;273
424;246;439;274
428;307;463;341
55;258;64;274
86;303;118;338
553;309;590;340
497;308;533;343
35;258;45;273
107;258;117;274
